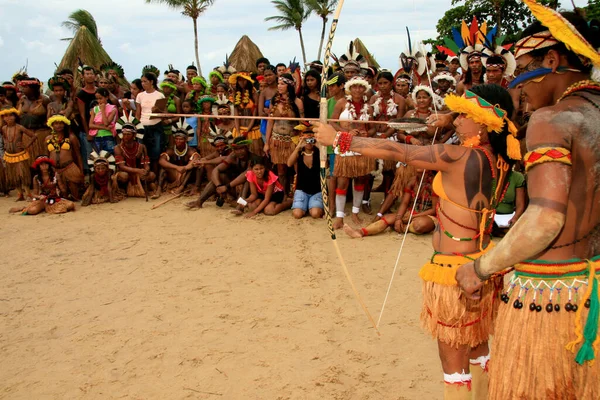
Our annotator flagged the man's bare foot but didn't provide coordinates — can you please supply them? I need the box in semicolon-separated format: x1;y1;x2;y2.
333;217;344;230
351;213;362;225
185;200;202;209
151;191;161;200
9;207;24;214
343;223;363;238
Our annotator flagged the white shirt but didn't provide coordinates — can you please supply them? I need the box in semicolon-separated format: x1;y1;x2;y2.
136;90;164;126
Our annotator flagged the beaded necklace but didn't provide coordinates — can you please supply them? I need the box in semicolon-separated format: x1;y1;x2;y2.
174;144;188;158
557;80;600;103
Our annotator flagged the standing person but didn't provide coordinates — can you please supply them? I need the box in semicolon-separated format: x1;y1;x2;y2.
230;72;262;156
302;69;321;119
17;78;50;158
2;82;19;107
89;88;118;154
122;79;143;117
207;70;224;97
275;63;287;77
394;74;415;109
159;79;182;149
75;66;97;175
316;84;521;400
456;7;600;399
329;76;374;228
325;72;347;216
287;133;324;219
368;71;407;202
258;66;278;144
47;76;74;121
264;73;303;193
135;72;165;176
0;108;35;200
448;57;462;82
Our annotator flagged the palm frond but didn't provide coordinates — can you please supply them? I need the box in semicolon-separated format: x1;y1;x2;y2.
61;9;98;39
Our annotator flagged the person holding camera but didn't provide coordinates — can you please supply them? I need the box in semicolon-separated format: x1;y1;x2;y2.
287;133;323;219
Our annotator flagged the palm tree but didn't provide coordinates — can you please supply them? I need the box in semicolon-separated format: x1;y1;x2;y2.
265;0;311;66
61;9;99;42
304;0;337;62
145;0;215;76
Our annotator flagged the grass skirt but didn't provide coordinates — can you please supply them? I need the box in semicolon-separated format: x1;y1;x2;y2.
0;160;9;193
419;247;502;348
489;257;600;400
334;155;374;178
57;162;84;184
389;164;416;196
269;133;295;165
383;159;397;171
3;151;31;187
197;139;214;158
24;128;51;158
45;198;75;214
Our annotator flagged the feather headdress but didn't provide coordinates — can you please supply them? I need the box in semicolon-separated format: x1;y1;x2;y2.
338;42;369;71
116;111;144;140
88;150;116;172
172;117;195;142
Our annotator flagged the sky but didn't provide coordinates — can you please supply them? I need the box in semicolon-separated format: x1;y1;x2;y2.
0;0;453;83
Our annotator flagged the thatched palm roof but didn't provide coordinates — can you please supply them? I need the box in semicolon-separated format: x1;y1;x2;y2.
58;26;113;82
353;38;380;69
229;35;264;73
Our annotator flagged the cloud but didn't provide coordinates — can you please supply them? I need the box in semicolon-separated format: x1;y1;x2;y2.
119;42;131;53
0;36;3;47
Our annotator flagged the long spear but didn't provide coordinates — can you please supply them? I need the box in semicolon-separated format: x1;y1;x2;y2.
317;0;380;336
149;113;399;126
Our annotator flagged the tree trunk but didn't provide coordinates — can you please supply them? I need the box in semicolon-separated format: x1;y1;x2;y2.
298;27;308;68
193;17;202;76
317;17;327;62
495;0;502;36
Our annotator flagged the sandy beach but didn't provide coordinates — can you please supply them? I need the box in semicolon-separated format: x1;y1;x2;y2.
0;193;442;399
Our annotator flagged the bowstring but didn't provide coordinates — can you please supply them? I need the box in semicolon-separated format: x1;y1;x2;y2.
376;40;443;329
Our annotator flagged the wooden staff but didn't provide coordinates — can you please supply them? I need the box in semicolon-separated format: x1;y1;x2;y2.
150;189;192;210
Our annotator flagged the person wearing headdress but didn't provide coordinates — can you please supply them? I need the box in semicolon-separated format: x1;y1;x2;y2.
45;115;85;200
216;55;237;87
47;76;74;121
264;73;303;193
9;155;75;215
367;71;407;197
258;65;278;144
484;55;511;88
185;136;260;209
328;75;374;228
97;72;121;107
432;70;457;98
75;65;99;175
208;70;224;97
154;118;200;198
159;78;182;149
455;4;600;399
100;62;127;96
337;42;371;97
316;83;522;400
187;76;208;108
113;114;156;198
230;72;262;157
16;78;50;158
196;95;217;157
393;73;415;109
2;81;20;107
81;150;122;206
0;108;35;200
395;36;431;88
365;66;378;97
193;123;234;194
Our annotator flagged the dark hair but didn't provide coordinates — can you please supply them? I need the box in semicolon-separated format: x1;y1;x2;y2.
469;84;516;168
303;69;321;97
82;66;95;75
486;55;506;67
0;87;5;96
123;91;132;99
142;72;159;90
329;72;346;87
377;71;394;83
463;58;485;85
131;79;143;92
95;87;110;98
265;65;277;73
187;65;197;71
35;163;56;184
181;99;195;112
273;73;300;117
366;66;378;78
217;83;228;91
256;57;270;67
276;63;286;69
57;68;74;76
520;11;600;73
249;156;272;178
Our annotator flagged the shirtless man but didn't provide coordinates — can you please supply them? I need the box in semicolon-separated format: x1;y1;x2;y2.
45;115;84;200
114;120;156;198
185;136;259;209
155;122;199;198
456;54;485;95
456;8;600;399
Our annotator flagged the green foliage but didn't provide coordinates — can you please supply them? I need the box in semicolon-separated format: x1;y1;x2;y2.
425;0;559;48
265;0;310;31
304;0;338;21
145;0;215;19
586;0;600;20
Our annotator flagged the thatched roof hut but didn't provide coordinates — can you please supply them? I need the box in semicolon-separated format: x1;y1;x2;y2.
58;26;113;82
353;38;380;69
229;35;264;73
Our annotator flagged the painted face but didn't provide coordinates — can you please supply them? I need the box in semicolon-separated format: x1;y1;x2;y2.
486;66;504;84
252;163;265;179
51;121;65;133
174;136;186;148
305;75;317;90
264;69;276;85
395;80;409;96
415;90;432;109
514;54;551;111
377;78;392;94
186;69;198;82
